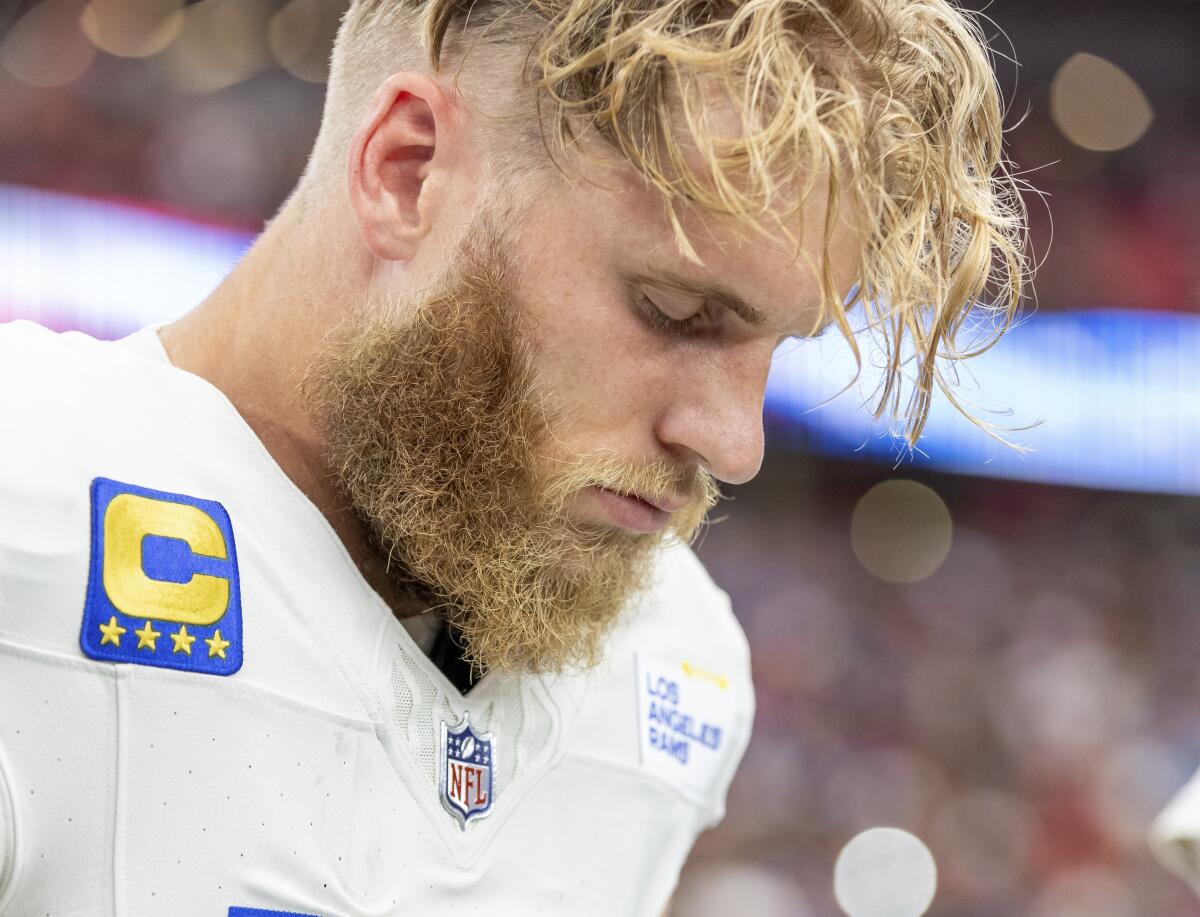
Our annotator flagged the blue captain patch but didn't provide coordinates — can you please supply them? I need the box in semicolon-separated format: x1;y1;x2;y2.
80;477;243;676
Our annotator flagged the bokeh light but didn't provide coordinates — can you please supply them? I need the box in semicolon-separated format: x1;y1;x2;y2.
850;480;952;583
268;0;343;84
834;827;938;917
162;0;273;94
986;635;1147;770
0;0;96;88
79;0;185;59
1051;53;1153;152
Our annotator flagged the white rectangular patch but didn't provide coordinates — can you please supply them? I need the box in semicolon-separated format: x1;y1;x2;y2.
635;653;737;798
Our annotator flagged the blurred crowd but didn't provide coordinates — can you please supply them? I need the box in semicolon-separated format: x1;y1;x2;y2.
0;0;334;224
1;0;1198;314
686;453;1200;915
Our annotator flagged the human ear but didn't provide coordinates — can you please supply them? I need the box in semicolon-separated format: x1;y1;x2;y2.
348;73;456;262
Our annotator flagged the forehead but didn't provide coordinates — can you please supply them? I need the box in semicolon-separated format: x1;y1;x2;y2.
551;148;863;339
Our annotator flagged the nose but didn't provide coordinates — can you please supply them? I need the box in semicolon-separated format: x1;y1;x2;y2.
654;344;771;486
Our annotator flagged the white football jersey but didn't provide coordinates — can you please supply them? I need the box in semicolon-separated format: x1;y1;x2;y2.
1151;769;1200;898
0;320;754;917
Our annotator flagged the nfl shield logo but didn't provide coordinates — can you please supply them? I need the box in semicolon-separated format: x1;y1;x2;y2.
439;713;496;829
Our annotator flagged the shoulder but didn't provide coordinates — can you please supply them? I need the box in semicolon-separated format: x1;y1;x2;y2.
0;321;210;525
560;538;755;828
0;318;139;381
640;538;756;809
635;536;752;676
0;320;243;490
0;321;372;715
0;319;178;418
0;321;198;473
0;324;205;650
0;317;69;358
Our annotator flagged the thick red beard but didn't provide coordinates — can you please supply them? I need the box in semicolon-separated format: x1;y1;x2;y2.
305;219;717;675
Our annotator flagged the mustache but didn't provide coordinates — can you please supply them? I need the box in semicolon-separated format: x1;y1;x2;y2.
541;450;721;522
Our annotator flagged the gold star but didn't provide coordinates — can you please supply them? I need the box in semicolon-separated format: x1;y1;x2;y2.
134;621;161;651
204;629;231;659
170;625;196;655
98;616;126;647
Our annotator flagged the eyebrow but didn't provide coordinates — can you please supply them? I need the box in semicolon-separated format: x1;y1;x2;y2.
645;270;770;328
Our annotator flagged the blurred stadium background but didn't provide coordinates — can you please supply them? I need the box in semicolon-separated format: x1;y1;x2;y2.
2;1;1198;915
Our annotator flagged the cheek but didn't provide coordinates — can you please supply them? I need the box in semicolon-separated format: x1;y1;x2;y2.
523;288;670;444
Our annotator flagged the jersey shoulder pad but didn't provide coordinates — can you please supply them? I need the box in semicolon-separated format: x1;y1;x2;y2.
0;320;167;428
641;537;752;670
619;539;756;826
0;322;241;672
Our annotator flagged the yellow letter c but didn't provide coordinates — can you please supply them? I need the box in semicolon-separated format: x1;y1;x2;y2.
102;493;229;626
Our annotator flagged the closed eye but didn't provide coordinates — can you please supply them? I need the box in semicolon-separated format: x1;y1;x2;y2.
635;294;719;338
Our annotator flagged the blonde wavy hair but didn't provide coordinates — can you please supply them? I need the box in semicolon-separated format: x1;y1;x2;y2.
308;0;1032;447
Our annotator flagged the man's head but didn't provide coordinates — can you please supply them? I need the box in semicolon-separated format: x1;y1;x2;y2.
288;0;1028;674
307;208;720;675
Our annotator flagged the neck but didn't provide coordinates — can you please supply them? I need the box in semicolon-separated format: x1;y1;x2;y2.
158;197;428;619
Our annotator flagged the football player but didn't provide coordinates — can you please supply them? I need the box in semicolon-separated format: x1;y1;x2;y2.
0;0;1026;913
